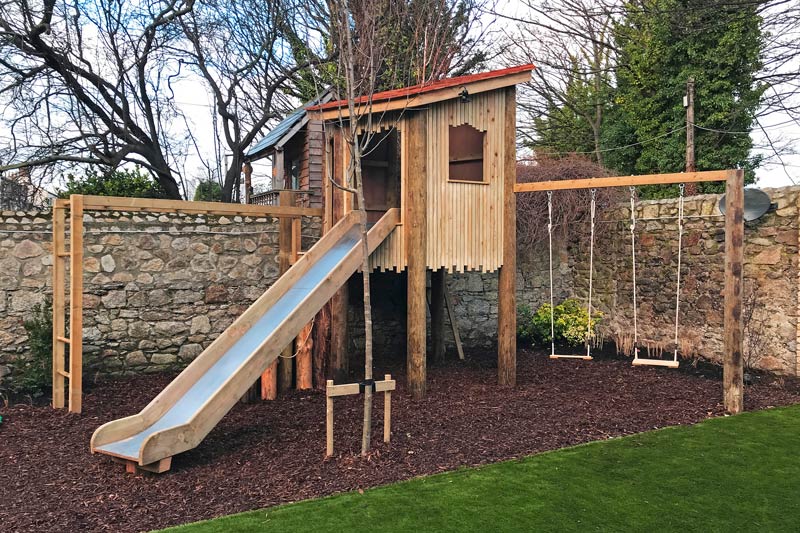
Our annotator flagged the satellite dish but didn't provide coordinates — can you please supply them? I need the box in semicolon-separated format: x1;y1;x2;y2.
718;188;776;221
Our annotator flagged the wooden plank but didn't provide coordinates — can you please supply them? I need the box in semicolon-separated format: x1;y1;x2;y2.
79;194;322;217
513;170;728;193
69;195;84;413
443;282;464;360
497;87;517;387
406;111;428;400
278;190;294;392
52;204;66;409
326;383;361;397
551;355;593;361
314;70;532;121
723;169;745;414
326;380;334;457
57;336;70;344
431;269;446;361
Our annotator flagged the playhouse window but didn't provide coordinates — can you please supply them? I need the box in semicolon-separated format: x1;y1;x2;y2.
448;124;485;183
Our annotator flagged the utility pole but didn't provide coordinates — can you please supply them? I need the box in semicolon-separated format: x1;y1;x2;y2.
684;77;697;195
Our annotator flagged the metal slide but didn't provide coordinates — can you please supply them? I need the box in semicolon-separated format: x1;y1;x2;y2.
91;209;399;471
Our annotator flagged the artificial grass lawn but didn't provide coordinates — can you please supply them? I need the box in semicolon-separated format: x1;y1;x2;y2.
165;405;800;532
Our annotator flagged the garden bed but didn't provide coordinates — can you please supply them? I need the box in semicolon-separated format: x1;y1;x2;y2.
2;349;799;532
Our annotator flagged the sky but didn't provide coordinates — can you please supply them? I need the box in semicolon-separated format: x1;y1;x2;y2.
175;2;800;196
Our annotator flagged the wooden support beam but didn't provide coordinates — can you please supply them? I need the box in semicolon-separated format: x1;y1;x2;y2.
406;111;428;400
329;287;349;383
443;283;465;360
69;195;84;413
513;170;729;193
79;194;322;217
498;87;517;387
723;169;745;414
431;269;446;361
326;380;334;456
52;204;66;409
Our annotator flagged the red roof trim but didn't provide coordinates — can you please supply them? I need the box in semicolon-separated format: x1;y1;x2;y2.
308;64;534;112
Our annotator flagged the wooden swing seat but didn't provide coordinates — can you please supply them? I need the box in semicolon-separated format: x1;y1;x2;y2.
550;354;593;361
632;358;679;369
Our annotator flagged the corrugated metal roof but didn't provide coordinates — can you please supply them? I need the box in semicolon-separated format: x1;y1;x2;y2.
246;92;333;160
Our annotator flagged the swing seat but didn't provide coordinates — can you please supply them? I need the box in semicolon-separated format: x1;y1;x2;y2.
632;358;679;369
550;354;593;361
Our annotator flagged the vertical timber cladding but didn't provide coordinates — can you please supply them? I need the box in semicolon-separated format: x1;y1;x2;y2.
366;90;507;273
426;90;506;273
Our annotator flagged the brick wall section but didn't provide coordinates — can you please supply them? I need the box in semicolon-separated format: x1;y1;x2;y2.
0;209;321;384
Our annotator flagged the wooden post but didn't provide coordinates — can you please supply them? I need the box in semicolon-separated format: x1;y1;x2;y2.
296;322;313;390
326;379;334;457
278;191;294;391
406;111;428;400
431;269;446;361
69;195;84;413
685;78;697;195
52;203;67;409
723;168;745;413
383;373;392;443
330;129;349;383
498;87;517;387
243;161;253;204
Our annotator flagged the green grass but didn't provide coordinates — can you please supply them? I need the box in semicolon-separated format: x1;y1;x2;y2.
165;405;800;532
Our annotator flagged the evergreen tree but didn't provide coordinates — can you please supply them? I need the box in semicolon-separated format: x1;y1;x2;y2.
58;167;167;199
608;0;764;198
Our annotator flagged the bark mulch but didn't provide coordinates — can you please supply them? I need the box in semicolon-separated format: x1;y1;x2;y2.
2;350;799;533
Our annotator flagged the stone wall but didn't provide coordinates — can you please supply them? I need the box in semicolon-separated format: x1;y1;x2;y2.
344;186;799;376
436;186;800;375
0;209;321;385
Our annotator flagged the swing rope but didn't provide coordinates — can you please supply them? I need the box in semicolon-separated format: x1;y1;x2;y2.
586;189;597;358
546;190;595;361
547;191;555;358
629;185;685;368
629;187;639;359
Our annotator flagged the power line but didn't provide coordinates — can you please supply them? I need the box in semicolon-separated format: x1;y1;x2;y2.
524;125;687;158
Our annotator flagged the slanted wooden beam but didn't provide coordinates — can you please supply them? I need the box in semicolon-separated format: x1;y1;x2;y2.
498;87;517;387
513;170;728;193
723;169;745;413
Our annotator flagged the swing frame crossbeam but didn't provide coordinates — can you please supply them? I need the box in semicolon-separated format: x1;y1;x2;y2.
516;169;746;415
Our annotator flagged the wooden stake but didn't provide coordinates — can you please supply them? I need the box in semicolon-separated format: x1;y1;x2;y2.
406;112;428;400
383;374;392;443
723;169;745;414
326;379;334;457
431;269;446;361
69;195;84;413
498;87;517;387
443;283;465;360
52;204;66;409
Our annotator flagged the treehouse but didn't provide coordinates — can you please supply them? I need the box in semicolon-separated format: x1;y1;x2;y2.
247;65;533;395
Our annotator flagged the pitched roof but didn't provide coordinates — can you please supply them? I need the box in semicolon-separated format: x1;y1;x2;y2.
307;64;534;113
246;91;333;160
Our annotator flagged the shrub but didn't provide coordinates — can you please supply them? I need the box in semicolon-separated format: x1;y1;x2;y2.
518;298;602;348
2;299;53;399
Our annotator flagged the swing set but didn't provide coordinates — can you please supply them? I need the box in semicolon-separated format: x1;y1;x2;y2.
516;170;744;379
